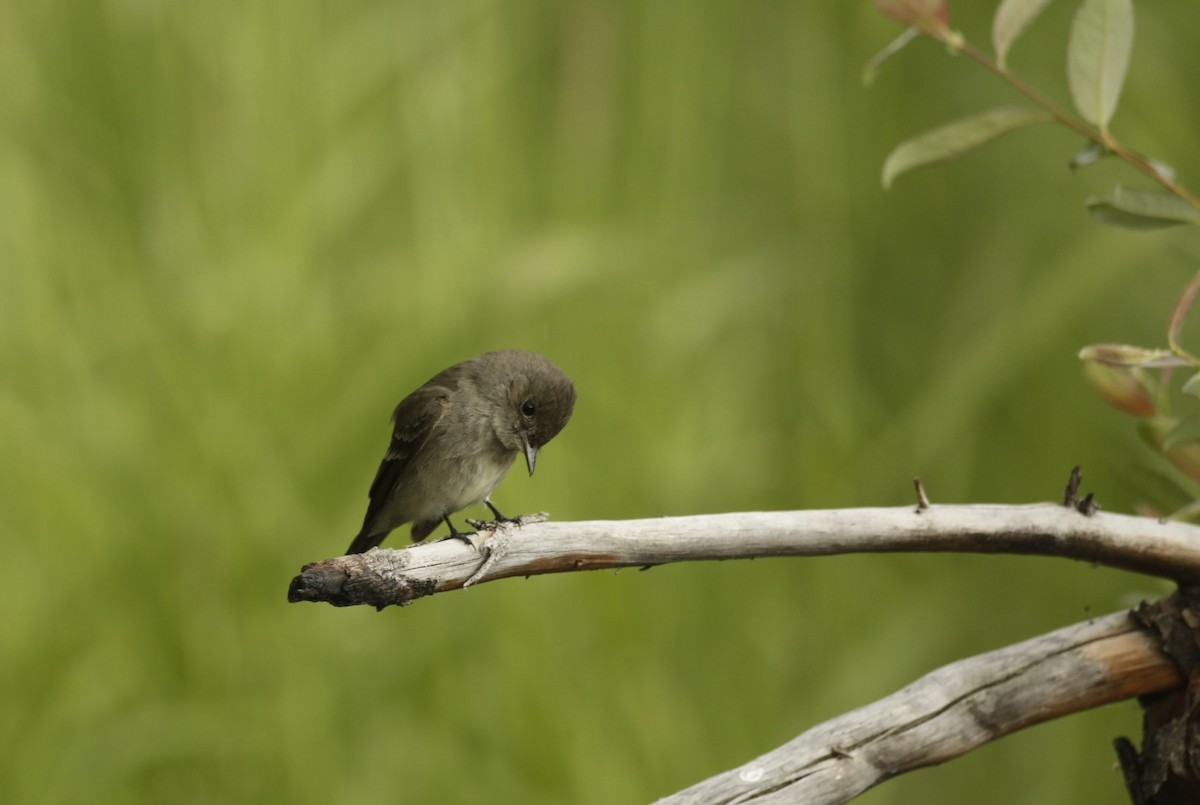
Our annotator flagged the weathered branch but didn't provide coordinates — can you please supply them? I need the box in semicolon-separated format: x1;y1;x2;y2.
287;504;1200;801
654;607;1183;804
288;504;1200;609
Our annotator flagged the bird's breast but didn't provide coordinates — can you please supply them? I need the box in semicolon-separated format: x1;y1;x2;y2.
438;447;517;511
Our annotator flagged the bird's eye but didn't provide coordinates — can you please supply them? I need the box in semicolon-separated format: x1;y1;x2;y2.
521;400;536;417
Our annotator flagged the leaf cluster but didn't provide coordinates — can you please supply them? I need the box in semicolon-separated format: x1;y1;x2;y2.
872;0;1199;228
1078;274;1200;511
871;0;1200;514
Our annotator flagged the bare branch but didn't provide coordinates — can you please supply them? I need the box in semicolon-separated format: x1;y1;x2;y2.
653;608;1182;804
288;504;1200;609
286;510;1200;800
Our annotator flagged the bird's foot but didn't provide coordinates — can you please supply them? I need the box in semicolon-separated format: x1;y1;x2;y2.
465;511;548;532
438;530;480;550
462;513;548;588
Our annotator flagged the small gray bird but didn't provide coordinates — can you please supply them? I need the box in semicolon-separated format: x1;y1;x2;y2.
345;350;576;554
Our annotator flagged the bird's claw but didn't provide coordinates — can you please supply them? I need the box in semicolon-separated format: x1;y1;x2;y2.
438;530;479;550
461;513;548;587
466;512;546;532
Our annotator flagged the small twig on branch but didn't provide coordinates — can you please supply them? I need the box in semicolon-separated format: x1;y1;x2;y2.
1078;492;1100;517
653;607;1183;805
913;477;931;511
1064;465;1084;507
1062;466;1100;515
288;504;1200;610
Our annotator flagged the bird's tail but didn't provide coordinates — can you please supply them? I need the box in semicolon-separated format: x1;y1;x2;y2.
345;530;383;554
410;519;440;542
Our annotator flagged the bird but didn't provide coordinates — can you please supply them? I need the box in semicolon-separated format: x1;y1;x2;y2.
345;350;575;554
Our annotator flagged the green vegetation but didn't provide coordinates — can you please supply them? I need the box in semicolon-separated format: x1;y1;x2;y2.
2;2;1197;802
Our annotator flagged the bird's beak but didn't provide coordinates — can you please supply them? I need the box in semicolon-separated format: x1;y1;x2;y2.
523;439;539;476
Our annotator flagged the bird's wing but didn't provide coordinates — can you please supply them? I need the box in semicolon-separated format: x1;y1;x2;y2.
360;384;451;524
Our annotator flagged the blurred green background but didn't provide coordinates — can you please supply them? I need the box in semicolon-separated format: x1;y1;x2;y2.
4;1;1199;803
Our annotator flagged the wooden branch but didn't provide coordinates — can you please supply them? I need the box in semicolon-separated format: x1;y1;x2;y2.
287;504;1200;801
654;608;1182;805
288;504;1200;609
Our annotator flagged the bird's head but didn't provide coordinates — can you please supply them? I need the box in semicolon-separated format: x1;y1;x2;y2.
486;351;576;474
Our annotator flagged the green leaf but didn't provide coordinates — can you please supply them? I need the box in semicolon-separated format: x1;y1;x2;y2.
1137;419;1168;451
1067;141;1105;171
1168;271;1200;358
993;0;1056;69
1086;186;1200;230
1163;418;1200;452
1078;343;1188;368
1067;0;1134;133
863;27;919;86
1148;158;1177;183
882;107;1052;189
1082;361;1155;417
1181;373;1200;399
